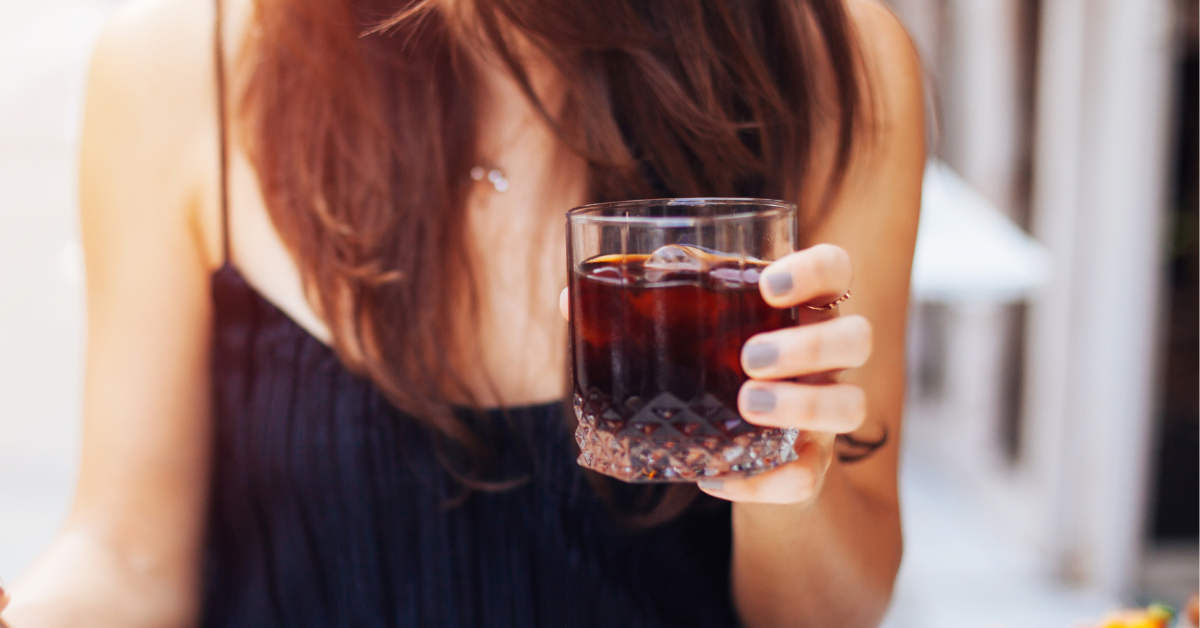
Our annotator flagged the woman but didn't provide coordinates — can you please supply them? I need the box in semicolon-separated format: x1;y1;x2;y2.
0;0;923;625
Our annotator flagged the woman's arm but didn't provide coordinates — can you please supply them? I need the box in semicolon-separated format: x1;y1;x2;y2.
2;0;223;626
717;3;925;627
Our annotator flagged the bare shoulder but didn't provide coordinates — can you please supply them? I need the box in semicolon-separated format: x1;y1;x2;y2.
845;0;919;64
797;0;923;224
97;0;214;65
844;0;924;140
87;0;217;153
83;0;248;268
812;0;923;242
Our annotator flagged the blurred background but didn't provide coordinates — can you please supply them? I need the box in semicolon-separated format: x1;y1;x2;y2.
0;0;1195;626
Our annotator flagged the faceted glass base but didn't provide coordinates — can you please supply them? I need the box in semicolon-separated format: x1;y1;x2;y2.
573;389;800;483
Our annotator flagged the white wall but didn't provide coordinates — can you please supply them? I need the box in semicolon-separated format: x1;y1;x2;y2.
0;0;113;581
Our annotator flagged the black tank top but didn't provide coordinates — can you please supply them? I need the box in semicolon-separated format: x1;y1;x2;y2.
199;4;739;627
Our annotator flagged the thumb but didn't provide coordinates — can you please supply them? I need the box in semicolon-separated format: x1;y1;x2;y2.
559;288;570;321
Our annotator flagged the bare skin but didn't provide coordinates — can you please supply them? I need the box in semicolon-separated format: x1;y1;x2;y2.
0;0;922;626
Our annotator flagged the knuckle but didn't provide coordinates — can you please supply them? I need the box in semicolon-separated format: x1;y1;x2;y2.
843;315;873;359
795;387;820;422
793;329;825;367
826;244;852;272
807;247;838;286
812;244;851;287
859;317;874;347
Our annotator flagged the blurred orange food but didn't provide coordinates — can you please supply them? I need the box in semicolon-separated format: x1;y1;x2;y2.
1095;604;1173;628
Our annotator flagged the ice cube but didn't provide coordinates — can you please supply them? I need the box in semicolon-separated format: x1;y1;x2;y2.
644;244;714;282
645;244;712;271
708;265;761;287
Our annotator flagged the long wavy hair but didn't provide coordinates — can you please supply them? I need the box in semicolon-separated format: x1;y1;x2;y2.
236;0;870;506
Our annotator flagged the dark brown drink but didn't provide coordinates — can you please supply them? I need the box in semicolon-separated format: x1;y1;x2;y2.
570;245;800;482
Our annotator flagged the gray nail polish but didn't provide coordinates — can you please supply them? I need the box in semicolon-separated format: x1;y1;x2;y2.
698;479;724;491
745;389;776;413
765;271;793;296
743;343;778;369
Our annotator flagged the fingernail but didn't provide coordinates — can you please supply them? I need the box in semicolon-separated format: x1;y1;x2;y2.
765;271;793;296
743;343;778;369
744;388;776;413
698;479;724;491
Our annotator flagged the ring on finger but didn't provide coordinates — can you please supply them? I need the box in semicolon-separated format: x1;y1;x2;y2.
803;289;851;312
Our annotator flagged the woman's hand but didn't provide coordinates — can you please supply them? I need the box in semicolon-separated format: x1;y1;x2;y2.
697;243;870;504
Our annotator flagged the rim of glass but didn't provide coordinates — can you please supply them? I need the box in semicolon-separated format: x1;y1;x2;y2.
567;197;796;225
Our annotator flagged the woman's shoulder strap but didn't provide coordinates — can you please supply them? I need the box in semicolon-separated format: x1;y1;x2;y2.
213;0;231;266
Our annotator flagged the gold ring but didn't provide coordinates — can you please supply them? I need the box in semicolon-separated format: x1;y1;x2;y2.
803;289;851;311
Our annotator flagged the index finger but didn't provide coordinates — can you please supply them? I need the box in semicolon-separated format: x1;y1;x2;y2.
760;243;853;309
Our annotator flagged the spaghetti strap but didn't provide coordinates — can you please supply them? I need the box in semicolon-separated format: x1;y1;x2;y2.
214;0;231;266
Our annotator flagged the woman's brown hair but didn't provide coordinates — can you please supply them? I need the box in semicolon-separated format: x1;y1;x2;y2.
237;0;870;494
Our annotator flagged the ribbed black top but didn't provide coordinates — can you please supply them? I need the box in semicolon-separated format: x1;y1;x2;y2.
199;264;740;628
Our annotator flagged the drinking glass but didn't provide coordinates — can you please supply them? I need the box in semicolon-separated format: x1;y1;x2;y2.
567;198;800;483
